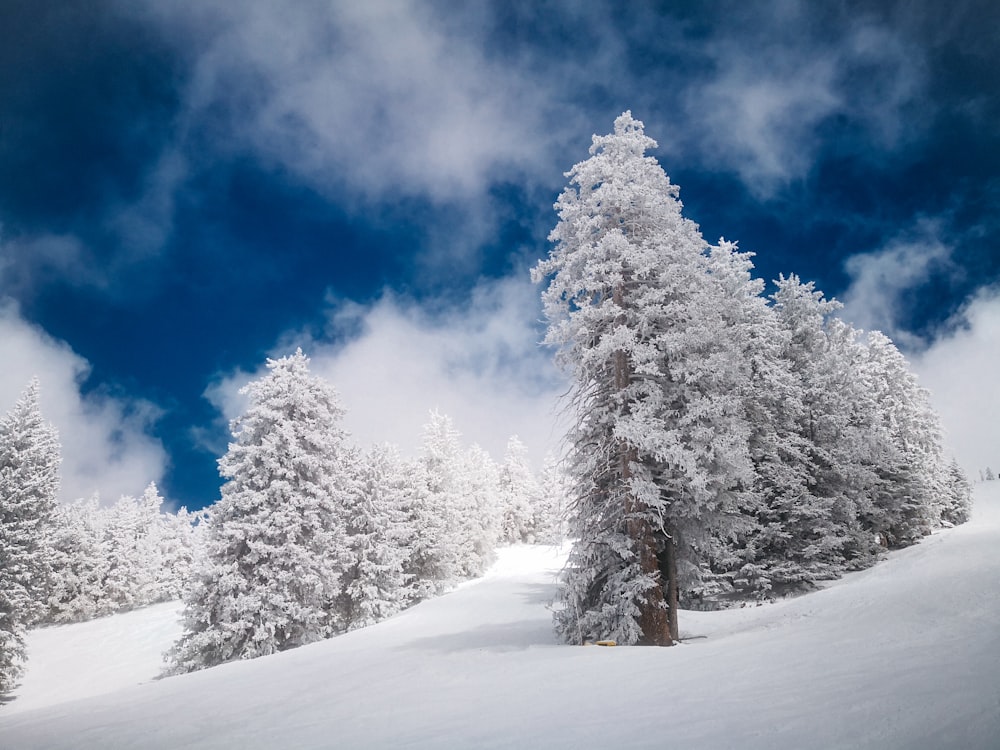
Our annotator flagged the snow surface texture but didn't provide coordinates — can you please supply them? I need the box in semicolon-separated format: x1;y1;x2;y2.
3;486;999;749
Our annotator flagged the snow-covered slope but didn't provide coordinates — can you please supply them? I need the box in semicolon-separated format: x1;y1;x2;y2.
3;485;999;749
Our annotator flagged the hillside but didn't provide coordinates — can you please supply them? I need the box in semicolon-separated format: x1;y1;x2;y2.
2;484;999;749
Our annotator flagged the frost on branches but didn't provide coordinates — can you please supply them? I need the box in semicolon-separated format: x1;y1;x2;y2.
336;443;415;629
168;350;351;674
533;112;751;646
44;487;202;624
534;112;971;645
0;379;60;694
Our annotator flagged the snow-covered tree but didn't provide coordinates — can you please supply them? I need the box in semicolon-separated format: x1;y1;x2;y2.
153;502;204;602
45;496;108;623
336;443;413;629
726;275;867;594
534;454;568;544
533;112;751;645
0;380;60;692
462;444;502;571
168;350;352;674
45;486;202;623
940;459;973;525
412;411;481;590
101;486;164;611
498;436;540;544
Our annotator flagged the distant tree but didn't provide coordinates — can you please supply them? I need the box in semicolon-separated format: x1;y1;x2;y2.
168;350;351;674
0;379;61;693
534;454;567;544
153;502;204;602
46;496;108;623
498;436;541;544
336;443;413;629
986;467;996;481
462;443;502;570
533;112;751;646
101;486;163;612
940;459;973;525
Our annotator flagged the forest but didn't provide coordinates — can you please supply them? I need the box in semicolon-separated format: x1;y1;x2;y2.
0;113;972;691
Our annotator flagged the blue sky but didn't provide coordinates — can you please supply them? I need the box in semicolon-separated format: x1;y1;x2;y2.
1;0;998;508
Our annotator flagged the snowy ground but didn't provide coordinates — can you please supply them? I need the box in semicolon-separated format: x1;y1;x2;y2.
3;484;999;749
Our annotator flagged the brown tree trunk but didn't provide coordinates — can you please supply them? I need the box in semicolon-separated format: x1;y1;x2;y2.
614;284;671;647
664;528;679;643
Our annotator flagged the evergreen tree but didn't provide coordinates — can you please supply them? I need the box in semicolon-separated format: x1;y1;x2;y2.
941;459;973;525
462;444;502;571
498;436;540;544
168;350;351;674
412;411;489;587
534;454;568;544
0;379;60;693
533;112;751;645
45;496;109;623
336;443;413;629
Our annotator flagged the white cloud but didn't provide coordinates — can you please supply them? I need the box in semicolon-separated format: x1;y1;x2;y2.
911;287;1000;479
0;300;168;503
132;0;558;206
684;4;925;195
206;274;568;469
840;220;953;347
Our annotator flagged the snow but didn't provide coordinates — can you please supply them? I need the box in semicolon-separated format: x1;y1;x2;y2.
3;485;1000;749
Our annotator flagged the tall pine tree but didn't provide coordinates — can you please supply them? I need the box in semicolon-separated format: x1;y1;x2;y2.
533;113;750;645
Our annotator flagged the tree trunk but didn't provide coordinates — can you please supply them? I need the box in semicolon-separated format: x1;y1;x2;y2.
614;284;671;647
664;527;679;643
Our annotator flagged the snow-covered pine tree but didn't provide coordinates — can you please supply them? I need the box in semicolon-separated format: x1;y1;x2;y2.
168;350;351;674
694;242;808;601
101;486;164;612
153;503;204;603
533;112;751;646
414;411;486;588
0;379;61;692
534;454;568;544
335;443;413;630
498;436;541;544
462;443;502;573
941;458;973;525
862;332;946;546
45;495;109;623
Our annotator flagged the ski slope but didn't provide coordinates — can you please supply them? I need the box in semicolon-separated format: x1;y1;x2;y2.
3;484;999;749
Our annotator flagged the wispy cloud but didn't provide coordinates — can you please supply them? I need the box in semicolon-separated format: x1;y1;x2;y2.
840;219;954;347
679;2;926;195
133;0;558;204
